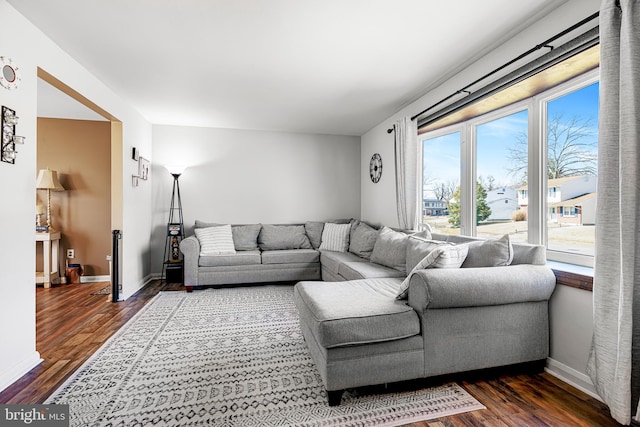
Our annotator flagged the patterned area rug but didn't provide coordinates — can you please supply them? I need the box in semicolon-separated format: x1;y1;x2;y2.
90;285;111;295
46;285;485;426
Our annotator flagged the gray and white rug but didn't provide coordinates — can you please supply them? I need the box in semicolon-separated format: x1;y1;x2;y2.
46;285;485;426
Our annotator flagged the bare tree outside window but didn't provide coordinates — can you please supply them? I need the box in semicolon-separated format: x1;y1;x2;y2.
507;113;598;182
431;179;458;202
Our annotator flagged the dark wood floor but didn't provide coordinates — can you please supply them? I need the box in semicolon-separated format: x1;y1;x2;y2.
0;280;621;426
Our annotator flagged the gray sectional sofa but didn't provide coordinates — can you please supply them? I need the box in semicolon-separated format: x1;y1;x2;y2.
180;219;410;291
180;219;556;405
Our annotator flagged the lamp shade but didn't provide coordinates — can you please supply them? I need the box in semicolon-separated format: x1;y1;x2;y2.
165;165;186;176
36;168;65;191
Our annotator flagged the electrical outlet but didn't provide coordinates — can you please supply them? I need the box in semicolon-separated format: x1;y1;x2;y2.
67;249;75;259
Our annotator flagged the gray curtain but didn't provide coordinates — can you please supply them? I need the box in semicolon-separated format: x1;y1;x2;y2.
586;0;640;424
393;116;419;230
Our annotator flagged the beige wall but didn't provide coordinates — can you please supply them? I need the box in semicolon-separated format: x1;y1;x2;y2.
37;118;111;277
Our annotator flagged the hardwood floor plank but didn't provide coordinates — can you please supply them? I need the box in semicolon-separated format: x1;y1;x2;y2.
0;280;623;427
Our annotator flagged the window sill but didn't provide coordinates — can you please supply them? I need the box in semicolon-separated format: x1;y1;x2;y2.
547;261;594;291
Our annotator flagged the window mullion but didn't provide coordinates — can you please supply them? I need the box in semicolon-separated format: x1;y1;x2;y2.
528;99;544;245
460;122;475;236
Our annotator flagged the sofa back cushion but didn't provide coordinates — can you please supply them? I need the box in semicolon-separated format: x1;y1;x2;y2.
304;221;325;249
461;234;513;268
258;224;312;250
511;242;547;265
231;224;262;251
431;232;546;265
370;226;408;272
348;221;379;259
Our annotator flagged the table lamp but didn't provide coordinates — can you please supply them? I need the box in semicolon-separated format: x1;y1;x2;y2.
36;168;65;231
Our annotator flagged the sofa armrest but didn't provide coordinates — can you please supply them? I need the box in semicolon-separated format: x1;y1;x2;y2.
180;236;200;287
407;264;556;312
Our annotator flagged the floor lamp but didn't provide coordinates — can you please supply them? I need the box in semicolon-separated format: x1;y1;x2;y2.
36;168;65;232
163;166;185;283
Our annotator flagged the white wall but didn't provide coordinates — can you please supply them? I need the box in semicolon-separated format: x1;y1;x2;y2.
0;0;153;392
548;285;595;394
150;125;361;274
360;0;600;396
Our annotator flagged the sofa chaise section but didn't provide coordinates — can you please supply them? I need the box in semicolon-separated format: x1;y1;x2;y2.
294;234;557;405
294;278;424;405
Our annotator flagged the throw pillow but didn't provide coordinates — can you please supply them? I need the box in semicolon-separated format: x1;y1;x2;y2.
304;221;325;249
319;222;352;252
231;224;262;251
461;233;514;268
405;236;453;273
370;226;409;272
410;228;432;240
195;225;236;256
348;221;379;259
396;244;469;299
258;224;312;250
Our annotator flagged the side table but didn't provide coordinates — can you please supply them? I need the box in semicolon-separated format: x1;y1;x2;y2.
36;230;61;288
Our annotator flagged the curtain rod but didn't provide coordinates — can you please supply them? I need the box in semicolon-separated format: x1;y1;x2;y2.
386;11;600;133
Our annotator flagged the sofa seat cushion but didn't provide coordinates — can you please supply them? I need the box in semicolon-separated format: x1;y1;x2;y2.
320;250;368;275
262;249;320;265
338;261;406;281
294;278;419;348
199;250;261;267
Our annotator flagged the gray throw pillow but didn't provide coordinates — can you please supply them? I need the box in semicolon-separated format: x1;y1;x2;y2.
405;236;453;273
370;226;408;272
396;244;469;299
232;224;262;251
349;221;378;259
305;221;325;249
461;233;514;267
258;224;312;250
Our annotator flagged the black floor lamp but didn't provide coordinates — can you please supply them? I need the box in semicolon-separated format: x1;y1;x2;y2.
162;166;185;284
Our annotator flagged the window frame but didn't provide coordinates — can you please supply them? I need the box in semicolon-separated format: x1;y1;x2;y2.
536;69;599;267
465;99;532;237
419;68;599;268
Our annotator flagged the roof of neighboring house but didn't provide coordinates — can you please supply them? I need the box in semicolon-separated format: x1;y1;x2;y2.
517;175;593;190
548;192;597;207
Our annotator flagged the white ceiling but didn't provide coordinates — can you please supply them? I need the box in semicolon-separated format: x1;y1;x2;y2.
11;0;569;135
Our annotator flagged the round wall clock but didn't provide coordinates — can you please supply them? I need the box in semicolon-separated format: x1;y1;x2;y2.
369;153;382;183
0;57;20;90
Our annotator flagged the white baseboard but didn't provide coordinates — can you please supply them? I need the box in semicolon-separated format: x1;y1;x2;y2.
0;351;43;393
119;274;155;301
545;357;602;402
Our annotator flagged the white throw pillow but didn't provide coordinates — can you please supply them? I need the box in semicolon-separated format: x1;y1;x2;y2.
319;222;352;252
396;244;469;300
195;225;237;256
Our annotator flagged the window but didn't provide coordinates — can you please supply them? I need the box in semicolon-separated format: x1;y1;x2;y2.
422;129;461;234
420;69;598;267
543;81;599;261
474;108;528;243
